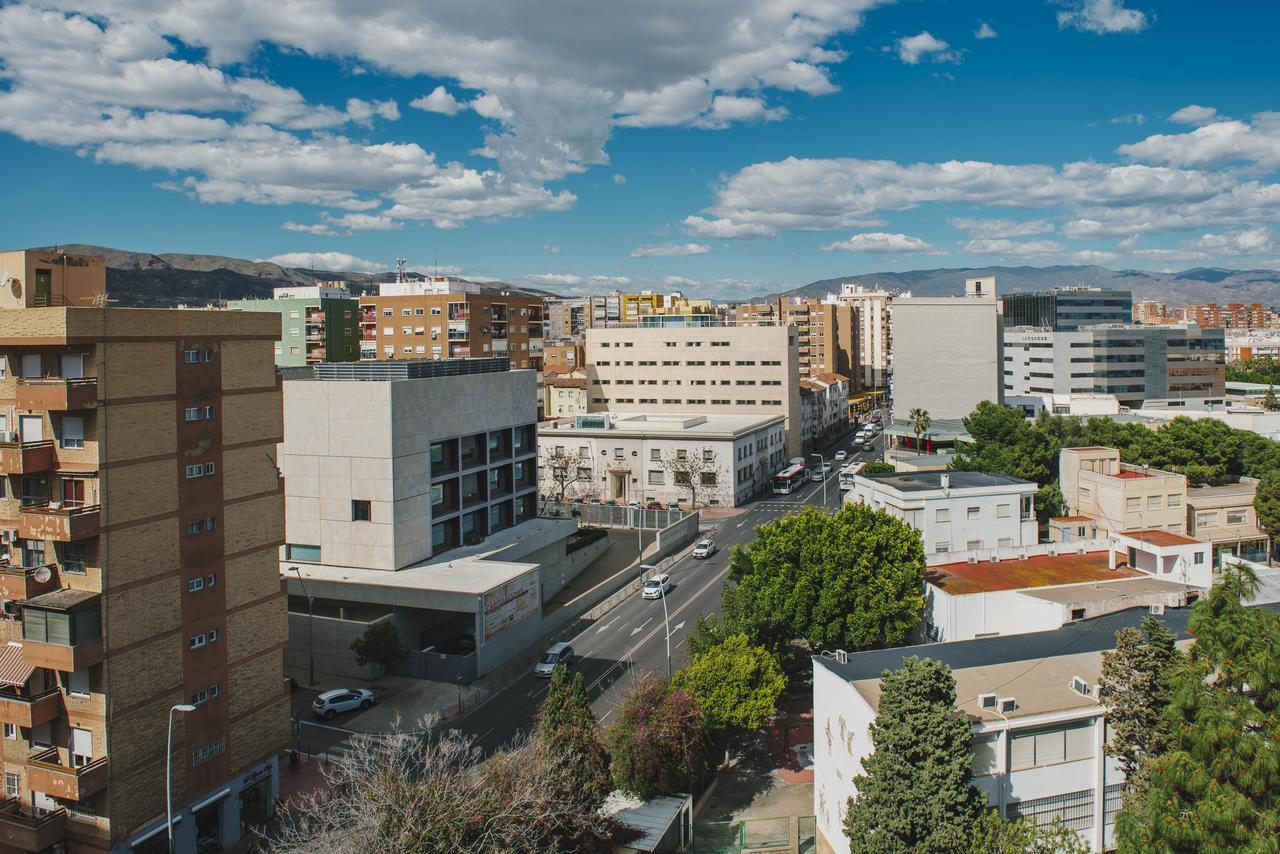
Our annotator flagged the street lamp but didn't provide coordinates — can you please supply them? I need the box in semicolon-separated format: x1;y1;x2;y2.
809;452;827;508
659;579;672;677
288;565;316;686
167;703;197;853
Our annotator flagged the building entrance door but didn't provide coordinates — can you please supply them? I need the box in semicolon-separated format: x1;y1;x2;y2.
611;473;626;501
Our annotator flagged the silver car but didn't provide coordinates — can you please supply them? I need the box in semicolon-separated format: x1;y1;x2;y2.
312;688;375;720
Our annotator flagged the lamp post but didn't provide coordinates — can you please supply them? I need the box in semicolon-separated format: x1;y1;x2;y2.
288;565;316;686
809;452;827;508
167;703;196;853
659;578;672;677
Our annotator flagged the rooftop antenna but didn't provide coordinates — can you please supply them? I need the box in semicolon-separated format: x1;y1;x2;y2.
395;258;406;284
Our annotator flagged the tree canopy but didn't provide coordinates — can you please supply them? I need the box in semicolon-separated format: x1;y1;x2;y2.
968;810;1090;854
350;619;407;673
606;676;708;800
536;668;611;803
672;633;785;732
1227;357;1280;386
1117;564;1280;852
1255;469;1280;541
722;503;926;654
843;656;986;853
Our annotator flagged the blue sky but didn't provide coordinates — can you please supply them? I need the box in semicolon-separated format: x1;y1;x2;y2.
1;0;1278;298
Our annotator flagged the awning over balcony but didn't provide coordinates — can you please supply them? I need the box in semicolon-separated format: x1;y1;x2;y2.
0;642;33;688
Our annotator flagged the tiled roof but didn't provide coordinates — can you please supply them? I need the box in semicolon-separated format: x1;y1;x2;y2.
1122;529;1202;547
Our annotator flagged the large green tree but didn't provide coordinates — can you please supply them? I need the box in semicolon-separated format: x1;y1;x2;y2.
606;676;708;800
1098;617;1183;800
1227;357;1280;385
350;619;407;674
1255;468;1280;544
536;668;611;804
1117;564;1280;852
672;633;785;732
722;504;925;654
843;657;986;853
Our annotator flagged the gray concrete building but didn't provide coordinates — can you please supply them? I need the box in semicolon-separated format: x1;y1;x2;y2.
890;277;1002;421
1001;287;1132;331
278;358;583;681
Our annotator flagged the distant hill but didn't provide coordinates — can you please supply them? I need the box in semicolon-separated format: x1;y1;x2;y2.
36;244;553;307
768;265;1280;306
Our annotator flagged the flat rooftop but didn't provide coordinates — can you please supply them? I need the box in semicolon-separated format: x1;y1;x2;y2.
860;470;1034;493
926;551;1139;595
1050;515;1093;523
1022;576;1191;605
1187;481;1258;500
1122;529;1201;547
540;411;783;437
1112;469;1154;479
289;357;512;381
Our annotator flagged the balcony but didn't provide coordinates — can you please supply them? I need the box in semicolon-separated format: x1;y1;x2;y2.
17;504;100;542
0;798;66;852
0;441;54;475
21;636;103;673
25;748;108;801
0;688;62;728
15;378;97;411
0;565;58;602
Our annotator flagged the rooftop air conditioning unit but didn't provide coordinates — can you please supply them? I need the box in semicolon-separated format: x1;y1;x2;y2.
978;693;998;710
834;649;849;664
1019;553;1029;560
1070;676;1089;696
967;555;979;564
1091;684;1103;701
1047;547;1057;557
1077;546;1087;554
1150;603;1165;616
998;697;1017;714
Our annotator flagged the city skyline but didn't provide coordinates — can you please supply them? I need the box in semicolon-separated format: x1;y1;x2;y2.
1;1;1278;298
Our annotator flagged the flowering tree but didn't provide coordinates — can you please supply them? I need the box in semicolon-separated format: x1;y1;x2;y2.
606;676;709;800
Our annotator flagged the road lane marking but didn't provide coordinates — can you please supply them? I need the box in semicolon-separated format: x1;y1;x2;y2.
630;617;653;637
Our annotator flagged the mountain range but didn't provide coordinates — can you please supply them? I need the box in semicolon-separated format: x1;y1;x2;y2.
37;244;551;306
29;246;1280;308
774;265;1280;306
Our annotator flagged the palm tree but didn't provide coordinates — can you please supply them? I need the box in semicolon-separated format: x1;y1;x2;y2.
908;407;931;455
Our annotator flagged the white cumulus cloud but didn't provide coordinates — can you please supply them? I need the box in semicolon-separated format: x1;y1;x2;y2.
266;251;383;272
1056;0;1150;34
895;32;962;65
975;22;998;39
1169;105;1220;126
948;217;1055;239
821;232;942;254
410;86;464;116
963;238;1066;256
630;242;712;257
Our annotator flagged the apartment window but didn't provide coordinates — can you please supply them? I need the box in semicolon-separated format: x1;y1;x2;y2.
3;772;16;797
202;350;214;363
613;448;624;459
996;503;1010;518
206;516;216;531
998;537;1013;548
192;736;225;767
185;464;203;479
1147;495;1163;511
402;308;412;316
60;542;86;575
188;577;205;593
208;628;219;643
700;472;717;486
935;543;949;554
3;724;15;740
1009;721;1095;771
286;543;321;562
192;688;209;706
967;506;980;519
183;350;200;364
934;508;950;523
204;462;216;476
183;407;201;422
211;683;220;698
1225;509;1248;525
648;470;664;485
1079;486;1091;504
1126;497;1141;513
292;347;301;355
676;449;687;460
190;633;207;650
1167;493;1183;507
650;449;661;461
206;574;217;588
290;328;300;337
60;416;84;450
185;520;205;536
702;449;714;462
352;500;372;522
971;733;999;777
415;308;425;316
967;539;983;550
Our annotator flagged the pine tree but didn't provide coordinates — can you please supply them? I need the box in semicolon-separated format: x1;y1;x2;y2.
536;668;611;805
1098;617;1182;799
1117;564;1280;851
843;657;986;853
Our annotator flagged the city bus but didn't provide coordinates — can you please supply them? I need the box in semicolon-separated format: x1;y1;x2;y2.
838;462;865;490
772;463;809;494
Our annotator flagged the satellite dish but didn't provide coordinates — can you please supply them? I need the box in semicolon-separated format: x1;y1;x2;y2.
33;566;51;583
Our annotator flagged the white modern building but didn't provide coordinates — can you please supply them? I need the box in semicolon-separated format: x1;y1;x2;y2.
278;358;590;682
538;412;787;507
890;277;1002;421
814;608;1199;853
845;470;1037;559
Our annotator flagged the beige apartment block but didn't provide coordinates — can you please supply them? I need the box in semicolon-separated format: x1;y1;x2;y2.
357;292;544;369
833;284;894;389
0;251;109;310
0;295;286;852
584;322;803;458
1060;447;1188;536
1185;479;1269;564
736;298;858;383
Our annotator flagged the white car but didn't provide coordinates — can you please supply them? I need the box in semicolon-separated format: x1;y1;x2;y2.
312;688;375;720
533;642;575;677
642;573;673;599
833;450;848;461
692;539;717;559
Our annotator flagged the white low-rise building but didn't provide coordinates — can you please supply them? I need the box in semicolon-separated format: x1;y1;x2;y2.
800;372;851;450
538;412;787;507
814;608;1202;854
844;470;1037;559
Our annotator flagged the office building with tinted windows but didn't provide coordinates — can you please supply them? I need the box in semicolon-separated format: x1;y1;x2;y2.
1001;287;1132;331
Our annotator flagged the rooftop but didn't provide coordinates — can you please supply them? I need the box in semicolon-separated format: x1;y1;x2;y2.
1187;481;1259;501
859;470;1035;493
1122;529;1201;547
540;411;784;437
926;551;1138;595
303;357;511;381
1112;468;1154;479
1022;576;1192;605
1050;515;1094;523
23;588;98;610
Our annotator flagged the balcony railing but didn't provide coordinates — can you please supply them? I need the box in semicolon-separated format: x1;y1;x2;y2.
25;748;108;801
0;687;62;728
21;635;103;673
15;378;97;411
0;797;66;852
0;441;54;475
16;504;100;542
0;564;58;602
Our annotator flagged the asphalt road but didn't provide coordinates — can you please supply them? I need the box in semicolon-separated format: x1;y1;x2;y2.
296;427;884;756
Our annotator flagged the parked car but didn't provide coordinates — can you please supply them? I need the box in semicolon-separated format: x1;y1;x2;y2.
642;573;673;599
533;642;575;677
833;450;848;461
626;500;641;509
692;539;717;559
644;500;665;510
667;501;681;510
312;688;375;720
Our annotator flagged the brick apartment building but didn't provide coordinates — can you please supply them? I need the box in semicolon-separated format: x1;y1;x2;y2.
357;293;544;369
734;297;859;382
0;252;287;852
